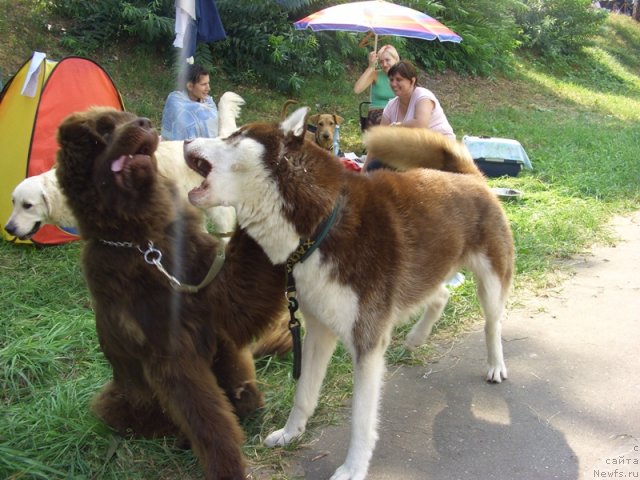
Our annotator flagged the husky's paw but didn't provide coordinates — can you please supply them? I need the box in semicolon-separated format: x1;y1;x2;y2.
264;428;299;447
404;333;424;351
486;363;508;383
330;464;367;480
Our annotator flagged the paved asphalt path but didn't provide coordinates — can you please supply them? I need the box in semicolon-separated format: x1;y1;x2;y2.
267;212;640;480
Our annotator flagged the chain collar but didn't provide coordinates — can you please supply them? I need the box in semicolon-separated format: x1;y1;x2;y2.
98;239;225;293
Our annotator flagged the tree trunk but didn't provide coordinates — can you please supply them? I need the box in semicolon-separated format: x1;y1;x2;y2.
633;0;639;21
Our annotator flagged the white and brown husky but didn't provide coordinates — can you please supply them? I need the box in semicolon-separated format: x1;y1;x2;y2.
184;107;514;480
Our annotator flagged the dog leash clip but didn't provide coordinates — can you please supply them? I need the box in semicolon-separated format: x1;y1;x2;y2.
141;241;162;265
141;242;182;289
286;289;299;312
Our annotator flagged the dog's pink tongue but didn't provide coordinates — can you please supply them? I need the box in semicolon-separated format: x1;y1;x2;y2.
111;155;126;173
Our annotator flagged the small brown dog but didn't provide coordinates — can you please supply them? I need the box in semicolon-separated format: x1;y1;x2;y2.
280;100;343;151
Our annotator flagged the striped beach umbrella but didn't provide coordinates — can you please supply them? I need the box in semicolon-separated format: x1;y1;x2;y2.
293;0;462;51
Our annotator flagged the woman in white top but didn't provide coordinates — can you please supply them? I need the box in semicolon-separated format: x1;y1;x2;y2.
382;60;455;138
364;60;455;171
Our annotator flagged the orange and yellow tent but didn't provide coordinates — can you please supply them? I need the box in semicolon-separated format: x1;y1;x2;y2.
0;52;124;245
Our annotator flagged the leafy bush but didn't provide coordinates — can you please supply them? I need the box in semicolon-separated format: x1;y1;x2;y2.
43;0;174;54
514;0;609;57
208;0;359;93
39;0;612;89
401;0;522;76
120;0;174;43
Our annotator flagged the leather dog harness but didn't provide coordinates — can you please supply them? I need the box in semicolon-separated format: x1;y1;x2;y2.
284;195;344;380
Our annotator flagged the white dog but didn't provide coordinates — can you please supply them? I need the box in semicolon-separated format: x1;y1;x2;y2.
4;92;244;241
4;168;76;240
184;108;514;480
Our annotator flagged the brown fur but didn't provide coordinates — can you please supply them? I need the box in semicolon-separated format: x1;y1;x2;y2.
229;122;513;330
184;107;515;478
249;314;293;358
280;99;343;150
279;99;300;121
364;125;483;175
55;107;289;480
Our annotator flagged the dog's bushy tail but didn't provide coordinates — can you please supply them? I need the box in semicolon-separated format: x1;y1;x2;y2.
250;312;293;359
280;99;299;121
218;92;245;137
364;126;482;176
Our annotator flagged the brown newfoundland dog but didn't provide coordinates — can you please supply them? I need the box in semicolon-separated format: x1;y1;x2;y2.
55;107;288;480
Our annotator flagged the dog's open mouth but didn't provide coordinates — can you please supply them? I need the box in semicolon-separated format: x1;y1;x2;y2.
111;153;151;174
184;150;213;206
185;151;212;179
111;153;153;189
107;122;159;190
10;222;42;240
22;221;41;240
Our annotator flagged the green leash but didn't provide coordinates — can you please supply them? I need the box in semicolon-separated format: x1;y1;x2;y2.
284;197;343;380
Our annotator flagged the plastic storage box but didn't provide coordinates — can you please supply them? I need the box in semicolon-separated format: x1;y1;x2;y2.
462;136;532;178
474;158;523;177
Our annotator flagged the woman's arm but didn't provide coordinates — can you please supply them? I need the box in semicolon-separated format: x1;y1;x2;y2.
398;97;434;128
354;52;378;94
380;97;396;125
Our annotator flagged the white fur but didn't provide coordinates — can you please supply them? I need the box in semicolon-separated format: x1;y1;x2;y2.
4;169;76;239
265;255;393;480
4;92;245;240
217;91;245;137
155;140;237;236
184;107;510;480
466;253;508;382
186;108;390;479
187;134;300;263
295;255;359;346
280;106;308;138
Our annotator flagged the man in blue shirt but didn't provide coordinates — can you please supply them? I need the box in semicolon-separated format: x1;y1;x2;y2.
161;64;218;140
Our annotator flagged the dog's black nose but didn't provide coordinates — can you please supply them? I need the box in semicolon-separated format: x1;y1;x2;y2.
136;117;153;129
4;223;16;235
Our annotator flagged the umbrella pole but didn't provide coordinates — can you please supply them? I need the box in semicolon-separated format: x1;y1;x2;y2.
369;34;379;103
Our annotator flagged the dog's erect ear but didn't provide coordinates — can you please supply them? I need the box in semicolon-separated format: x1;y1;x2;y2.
334;115;344;125
281;107;309;138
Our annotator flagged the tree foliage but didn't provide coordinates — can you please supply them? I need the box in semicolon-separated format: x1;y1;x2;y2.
44;0;174;54
401;0;522;76
41;0;611;90
514;0;609;57
209;0;325;92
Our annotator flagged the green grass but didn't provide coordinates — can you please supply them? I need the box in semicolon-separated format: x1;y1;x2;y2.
1;8;640;480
